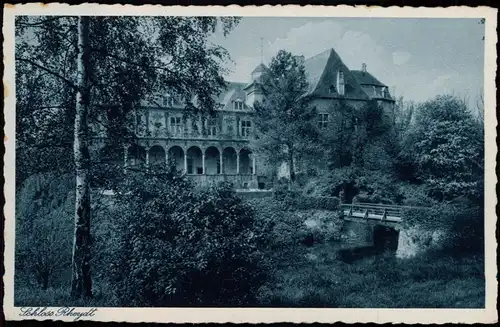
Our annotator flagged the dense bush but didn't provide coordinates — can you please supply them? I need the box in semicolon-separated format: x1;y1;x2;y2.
15;173;74;290
248;196;342;249
402;200;483;254
283;195;340;211
303;168;403;204
107;168;268;306
400;95;483;202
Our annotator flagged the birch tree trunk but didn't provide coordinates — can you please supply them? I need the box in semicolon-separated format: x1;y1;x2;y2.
71;16;93;299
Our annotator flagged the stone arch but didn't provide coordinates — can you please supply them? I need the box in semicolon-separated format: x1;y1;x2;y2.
168;145;184;172
149;145;166;167
205;146;221;175
373;225;399;252
127;144;146;167
222;147;237;174
239;148;253;174
186;146;203;175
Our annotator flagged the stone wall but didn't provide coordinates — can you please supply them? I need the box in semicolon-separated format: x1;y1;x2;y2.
396;225;445;259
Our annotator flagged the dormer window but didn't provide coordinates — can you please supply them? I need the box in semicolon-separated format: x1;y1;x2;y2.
233;100;244;110
163;94;174;107
336;71;345;96
329;85;336;94
163;92;182;107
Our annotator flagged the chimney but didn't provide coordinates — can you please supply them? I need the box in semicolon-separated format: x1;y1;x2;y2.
362;63;367;72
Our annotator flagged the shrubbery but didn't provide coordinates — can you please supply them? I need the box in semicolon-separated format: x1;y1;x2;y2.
247;192;342;249
402;200;483;254
107;167;269;306
274;182;340;210
15;173;74;290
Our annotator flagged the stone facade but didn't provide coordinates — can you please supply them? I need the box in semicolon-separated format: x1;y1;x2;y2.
91;48;394;189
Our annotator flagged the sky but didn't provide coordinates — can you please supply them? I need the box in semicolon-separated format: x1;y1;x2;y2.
210;17;485;105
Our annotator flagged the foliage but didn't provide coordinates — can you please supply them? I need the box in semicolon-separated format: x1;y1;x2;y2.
107;168;268;306
247;196;342;250
402;200;484;254
16;16;240;182
319;100;395;171
401;95;484;202
283;195;340;211
252;50;320;182
15;173;74;290
16;15;240;298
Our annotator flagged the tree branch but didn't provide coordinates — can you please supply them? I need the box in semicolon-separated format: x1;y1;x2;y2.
90;47;174;73
16;57;77;90
17;16;67;27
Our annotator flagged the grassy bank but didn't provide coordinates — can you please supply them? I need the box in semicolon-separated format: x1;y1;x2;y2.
15;242;484;308
258;242;485;308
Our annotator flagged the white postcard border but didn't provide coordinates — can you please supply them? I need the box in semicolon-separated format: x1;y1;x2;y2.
3;4;498;324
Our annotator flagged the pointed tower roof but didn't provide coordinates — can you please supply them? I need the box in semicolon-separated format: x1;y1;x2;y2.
251;63;268;74
303;48;369;100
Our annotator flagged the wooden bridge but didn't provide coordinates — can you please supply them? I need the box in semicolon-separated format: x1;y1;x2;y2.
340;203;405;225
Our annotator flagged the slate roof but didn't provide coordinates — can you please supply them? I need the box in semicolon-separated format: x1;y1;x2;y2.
303;48;369;100
351;70;387;87
217;48;393;106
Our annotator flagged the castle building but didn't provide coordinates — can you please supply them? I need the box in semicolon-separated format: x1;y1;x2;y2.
92;48;394;189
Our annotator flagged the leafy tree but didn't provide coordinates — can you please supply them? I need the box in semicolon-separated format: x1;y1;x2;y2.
312;99;397;202
15;173;74;290
16;15;239;298
108;167;268;306
252;50;319;183
401;95;484;202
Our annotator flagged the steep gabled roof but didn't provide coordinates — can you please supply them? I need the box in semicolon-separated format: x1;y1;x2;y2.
303;48;369;100
351;70;387;87
303;50;330;95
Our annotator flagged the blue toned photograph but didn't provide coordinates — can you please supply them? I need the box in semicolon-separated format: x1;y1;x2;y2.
14;16;485;308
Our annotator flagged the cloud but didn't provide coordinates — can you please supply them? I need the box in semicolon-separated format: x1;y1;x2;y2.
268;20;345;59
266;20;389;74
223;19;478;106
392;51;411;65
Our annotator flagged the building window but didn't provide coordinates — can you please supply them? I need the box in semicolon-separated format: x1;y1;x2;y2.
187;158;194;174
241;120;252;137
318;113;329;129
233;100;244;110
163;92;182;107
337;71;345;96
163;94;174;107
170;116;183;136
207;118;217;136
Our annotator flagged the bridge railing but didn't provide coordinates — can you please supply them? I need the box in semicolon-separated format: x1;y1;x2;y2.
340;202;431;222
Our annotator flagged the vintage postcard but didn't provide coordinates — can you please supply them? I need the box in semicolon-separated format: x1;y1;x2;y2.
2;3;498;324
